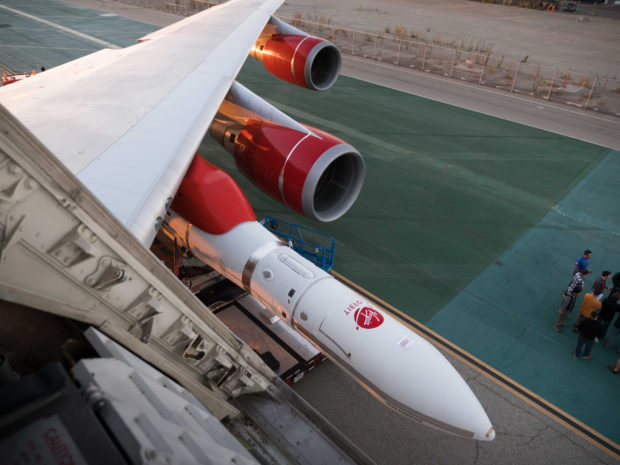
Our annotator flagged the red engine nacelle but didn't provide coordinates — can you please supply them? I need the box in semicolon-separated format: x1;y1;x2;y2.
210;120;365;222
251;34;341;91
171;155;256;234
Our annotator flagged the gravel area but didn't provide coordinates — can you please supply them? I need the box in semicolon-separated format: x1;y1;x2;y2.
277;0;620;77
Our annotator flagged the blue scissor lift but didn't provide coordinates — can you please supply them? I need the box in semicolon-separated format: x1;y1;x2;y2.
260;216;335;272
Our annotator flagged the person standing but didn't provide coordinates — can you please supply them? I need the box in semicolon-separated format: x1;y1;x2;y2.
609;357;620;374
574;311;604;359
554;270;590;332
591;271;611;300
604;312;620;352
573;250;592;275
568;269;590;295
554;285;583;332
574;289;602;331
599;292;620;337
610;272;620;293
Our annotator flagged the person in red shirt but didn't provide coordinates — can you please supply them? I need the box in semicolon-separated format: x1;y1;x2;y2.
591;270;611;300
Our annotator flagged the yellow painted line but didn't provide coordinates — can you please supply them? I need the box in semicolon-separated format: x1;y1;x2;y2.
332;270;620;460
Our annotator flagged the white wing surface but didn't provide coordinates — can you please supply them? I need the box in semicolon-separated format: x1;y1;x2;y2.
0;0;283;246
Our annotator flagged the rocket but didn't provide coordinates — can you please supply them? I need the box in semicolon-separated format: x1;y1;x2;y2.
163;154;495;441
161;30;494;439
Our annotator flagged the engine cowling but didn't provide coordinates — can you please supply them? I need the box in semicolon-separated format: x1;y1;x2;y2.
210;120;365;222
171;154;256;234
251;34;341;91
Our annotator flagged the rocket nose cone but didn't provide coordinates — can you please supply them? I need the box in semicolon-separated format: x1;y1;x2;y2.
344;330;495;442
390;338;494;441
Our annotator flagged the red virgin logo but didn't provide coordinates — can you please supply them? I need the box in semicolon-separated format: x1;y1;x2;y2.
354;307;384;330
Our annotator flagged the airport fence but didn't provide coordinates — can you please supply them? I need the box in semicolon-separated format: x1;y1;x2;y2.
285;17;619;115
114;0;620;116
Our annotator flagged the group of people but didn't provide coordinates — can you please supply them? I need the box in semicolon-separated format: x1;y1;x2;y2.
553;250;620;373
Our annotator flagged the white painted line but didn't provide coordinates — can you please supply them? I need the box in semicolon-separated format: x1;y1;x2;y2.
0;45;96;52
0;4;120;50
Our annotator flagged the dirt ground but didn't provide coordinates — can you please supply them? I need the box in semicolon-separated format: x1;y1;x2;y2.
277;0;620;77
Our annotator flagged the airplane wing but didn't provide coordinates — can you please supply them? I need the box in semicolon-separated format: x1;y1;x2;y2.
0;0;283;246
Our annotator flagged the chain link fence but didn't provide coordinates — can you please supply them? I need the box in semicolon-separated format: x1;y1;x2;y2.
114;0;620;116
116;0;223;15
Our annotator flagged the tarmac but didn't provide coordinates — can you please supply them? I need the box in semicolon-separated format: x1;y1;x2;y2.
0;1;619;464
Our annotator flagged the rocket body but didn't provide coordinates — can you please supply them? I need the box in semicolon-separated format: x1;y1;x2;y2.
166;213;495;441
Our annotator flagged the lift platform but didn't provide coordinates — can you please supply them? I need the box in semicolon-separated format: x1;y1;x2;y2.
260;216;336;272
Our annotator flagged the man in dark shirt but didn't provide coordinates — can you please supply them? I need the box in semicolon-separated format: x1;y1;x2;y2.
574;311;604;359
604;300;620;352
599;292;620;336
611;272;620;293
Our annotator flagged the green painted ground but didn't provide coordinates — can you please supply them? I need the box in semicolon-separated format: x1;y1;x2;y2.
0;0;155;72
209;59;609;323
428;150;620;443
2;0;617;445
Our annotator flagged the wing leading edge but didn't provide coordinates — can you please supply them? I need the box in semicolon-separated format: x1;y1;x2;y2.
0;0;284;246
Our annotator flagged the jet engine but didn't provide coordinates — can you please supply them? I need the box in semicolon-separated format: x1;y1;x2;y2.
210;83;365;222
250;16;341;91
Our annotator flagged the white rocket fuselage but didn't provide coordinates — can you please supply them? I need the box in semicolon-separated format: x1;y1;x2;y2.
165;212;495;441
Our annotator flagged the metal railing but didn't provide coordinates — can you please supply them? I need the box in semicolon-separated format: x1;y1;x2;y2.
261;217;336;272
